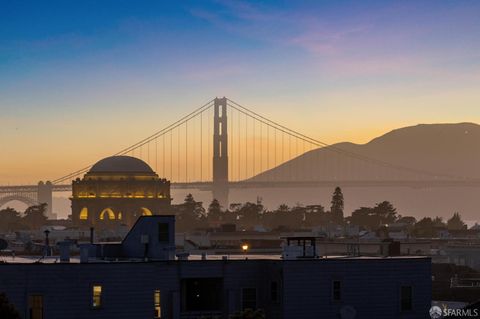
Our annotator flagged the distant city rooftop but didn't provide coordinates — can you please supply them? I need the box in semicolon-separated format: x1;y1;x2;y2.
0;254;429;264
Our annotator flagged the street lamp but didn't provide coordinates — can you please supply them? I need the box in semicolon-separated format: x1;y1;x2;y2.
242;243;249;259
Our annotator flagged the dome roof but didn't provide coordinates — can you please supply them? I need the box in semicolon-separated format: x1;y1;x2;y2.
89;156;154;174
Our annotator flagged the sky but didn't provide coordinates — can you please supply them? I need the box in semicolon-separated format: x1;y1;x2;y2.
1;0;480;184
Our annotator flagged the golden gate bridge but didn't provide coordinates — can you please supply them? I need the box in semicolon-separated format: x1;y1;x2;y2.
0;97;476;216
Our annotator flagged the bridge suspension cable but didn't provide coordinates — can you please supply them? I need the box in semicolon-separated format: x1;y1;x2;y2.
52;98;215;184
226;98;465;181
51;96;467;186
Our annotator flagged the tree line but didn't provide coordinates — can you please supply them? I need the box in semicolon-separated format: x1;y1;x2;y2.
174;187;345;232
0;187;469;236
174;187;469;235
0;204;48;232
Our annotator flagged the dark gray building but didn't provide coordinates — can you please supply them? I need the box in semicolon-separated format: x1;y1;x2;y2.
0;216;431;319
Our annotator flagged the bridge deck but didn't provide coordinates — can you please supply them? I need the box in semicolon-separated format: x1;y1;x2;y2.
1;179;480;194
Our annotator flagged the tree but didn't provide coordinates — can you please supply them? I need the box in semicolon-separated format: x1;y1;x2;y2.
174;194;206;231
207;199;223;222
23;203;48;230
330;187;344;224
349;207;377;229
433;216;446;228
414;217;437;237
290;205;307;227
0;207;22;232
348;201;398;230
373;201;397;225
447;212;466;230
277;204;289;213
0;293;21;319
397;216;417;226
229;203;242;212
304;205;327;228
237;201;264;228
183;194;205;219
184;193;195;205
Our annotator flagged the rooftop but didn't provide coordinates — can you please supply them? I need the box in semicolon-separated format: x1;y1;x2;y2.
0;254;429;264
89;155;155;174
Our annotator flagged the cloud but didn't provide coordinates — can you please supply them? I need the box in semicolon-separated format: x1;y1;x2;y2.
188;1;480;82
188;1;371;56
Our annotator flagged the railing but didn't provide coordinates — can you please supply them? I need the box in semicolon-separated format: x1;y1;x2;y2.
450;277;480;288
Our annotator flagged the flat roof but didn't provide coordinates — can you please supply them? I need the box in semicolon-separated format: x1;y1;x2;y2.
0;254;430;264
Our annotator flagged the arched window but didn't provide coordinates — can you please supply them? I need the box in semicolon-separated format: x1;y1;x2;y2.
100;208;116;220
79;207;88;220
141;207;153;216
118;212;122;220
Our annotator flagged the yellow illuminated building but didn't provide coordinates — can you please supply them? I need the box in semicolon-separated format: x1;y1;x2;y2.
71;156;171;228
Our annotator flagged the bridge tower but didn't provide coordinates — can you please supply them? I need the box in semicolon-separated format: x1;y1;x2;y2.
212;97;229;207
37;181;54;219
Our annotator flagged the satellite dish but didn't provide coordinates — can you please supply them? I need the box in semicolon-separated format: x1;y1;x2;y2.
0;239;8;250
340;305;357;319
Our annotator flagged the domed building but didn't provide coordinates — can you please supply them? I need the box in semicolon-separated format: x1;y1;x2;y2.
71;156;171;228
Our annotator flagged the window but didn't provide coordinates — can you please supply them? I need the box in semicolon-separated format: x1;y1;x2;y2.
141;207;153;216
158;223;169;243
92;285;102;309
332;280;341;301
241;288;257;310
182;278;223;312
28;295;43;319
99;208;115;220
400;286;413;312
270;281;278;302
79;207;88;220
154;290;161;318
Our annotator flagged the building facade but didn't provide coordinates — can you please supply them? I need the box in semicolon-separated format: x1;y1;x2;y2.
71;156;171;228
0;216;432;319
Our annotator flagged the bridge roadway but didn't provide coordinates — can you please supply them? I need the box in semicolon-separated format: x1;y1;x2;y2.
173;179;480;189
2;179;480;194
0;184;71;193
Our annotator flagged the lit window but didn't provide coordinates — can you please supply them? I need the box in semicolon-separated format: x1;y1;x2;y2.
92;285;102;308
400;286;413;312
141;207;153;216
332;280;341;301
99;208;115;220
28;295;43;319
118;212;122;220
79;207;88;220
154;290;161;318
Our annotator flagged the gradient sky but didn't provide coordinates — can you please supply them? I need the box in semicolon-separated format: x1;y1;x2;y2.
1;0;480;184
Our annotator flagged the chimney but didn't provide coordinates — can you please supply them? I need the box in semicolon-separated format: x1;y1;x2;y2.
44;229;51;257
58;241;71;263
79;244;91;263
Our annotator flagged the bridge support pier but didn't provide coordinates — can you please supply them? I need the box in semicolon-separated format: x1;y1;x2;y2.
212;97;229;208
38;181;54;219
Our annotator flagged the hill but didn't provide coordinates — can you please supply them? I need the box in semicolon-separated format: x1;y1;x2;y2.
252;123;480;181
